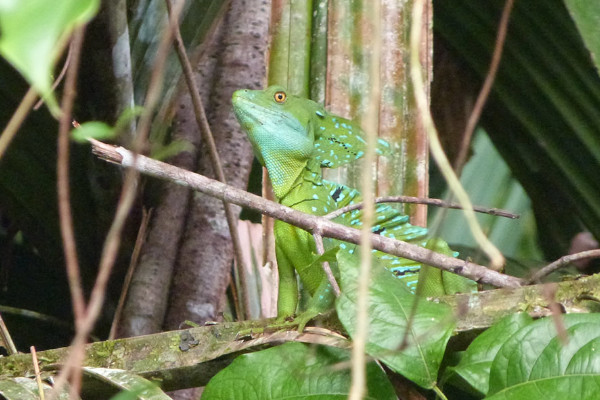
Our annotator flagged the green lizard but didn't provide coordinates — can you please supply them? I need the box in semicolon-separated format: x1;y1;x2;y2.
232;86;475;329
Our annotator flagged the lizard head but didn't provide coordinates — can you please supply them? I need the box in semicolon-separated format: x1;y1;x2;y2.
232;86;322;198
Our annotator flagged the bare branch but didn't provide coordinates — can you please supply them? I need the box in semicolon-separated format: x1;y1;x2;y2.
528;249;600;284
325;195;519;220
90;140;524;289
312;229;341;297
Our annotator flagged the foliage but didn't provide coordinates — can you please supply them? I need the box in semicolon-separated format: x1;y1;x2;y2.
453;314;600;399
435;0;600;259
202;342;396;400
0;0;99;113
336;250;454;389
1;0;600;399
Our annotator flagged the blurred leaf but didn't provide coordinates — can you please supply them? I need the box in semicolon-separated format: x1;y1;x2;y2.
0;377;69;400
563;0;600;73
0;0;99;112
84;368;170;399
336;250;455;389
150;140;193;161
432;131;542;260
71;121;115;143
114;106;144;132
202;342;396;400
435;0;600;260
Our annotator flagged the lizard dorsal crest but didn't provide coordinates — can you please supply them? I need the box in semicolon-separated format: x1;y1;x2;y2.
313;111;391;168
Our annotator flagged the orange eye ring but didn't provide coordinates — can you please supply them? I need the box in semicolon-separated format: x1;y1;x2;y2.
274;91;287;103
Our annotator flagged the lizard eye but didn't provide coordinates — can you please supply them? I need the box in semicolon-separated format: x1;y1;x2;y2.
274;91;287;103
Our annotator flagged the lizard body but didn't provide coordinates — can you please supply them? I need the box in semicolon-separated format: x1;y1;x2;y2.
232;86;474;328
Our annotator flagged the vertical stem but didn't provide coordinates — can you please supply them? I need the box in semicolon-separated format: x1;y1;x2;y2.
350;2;381;399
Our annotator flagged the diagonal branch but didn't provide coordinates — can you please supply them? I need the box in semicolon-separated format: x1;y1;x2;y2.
91;140;523;289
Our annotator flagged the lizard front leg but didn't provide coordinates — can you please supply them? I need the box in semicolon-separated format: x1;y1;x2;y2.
275;243;299;320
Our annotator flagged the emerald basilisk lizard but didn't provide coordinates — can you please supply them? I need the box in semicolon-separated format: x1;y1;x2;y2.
232;86;475;330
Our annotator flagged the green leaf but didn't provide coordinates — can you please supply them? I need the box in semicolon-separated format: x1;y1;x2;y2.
83;368;170;399
446;313;533;394
0;0;99;112
202;342;396;400
563;0;600;73
435;0;600;258
487;314;600;399
71;121;115;143
336;250;455;389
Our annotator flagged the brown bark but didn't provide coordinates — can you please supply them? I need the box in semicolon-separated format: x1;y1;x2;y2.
164;0;270;328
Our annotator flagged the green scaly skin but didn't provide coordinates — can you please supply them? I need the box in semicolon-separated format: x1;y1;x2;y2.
232;86;475;330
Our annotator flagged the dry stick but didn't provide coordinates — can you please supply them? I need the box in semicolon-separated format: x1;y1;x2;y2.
350;2;382;399
410;0;504;271
109;208;152;340
397;0;437;382
326;195;519;220
542;283;568;345
312;231;341;296
0;87;38;159
528;249;600;284
55;26;87;399
49;3;187;398
453;0;515;174
57;29;86;327
165;0;250;319
0;313;17;355
91;141;523;287
31;346;46;400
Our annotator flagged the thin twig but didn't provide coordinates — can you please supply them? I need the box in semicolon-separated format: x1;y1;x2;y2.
31;346;46;400
0;313;17;355
528;249;600;284
49;3;187;398
453;0;515;174
90;141;524;289
410;0;504;270
542;283;568;345
56;26;86;400
109;208;152;340
0;87;38;159
325;195;519;220
57;28;86;326
350;1;381;398
165;0;251;320
312;230;341;297
34;40;74;111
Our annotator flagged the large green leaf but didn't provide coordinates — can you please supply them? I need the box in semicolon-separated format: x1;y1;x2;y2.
336;250;455;389
487;314;600;399
446;313;533;395
202;342;396;400
0;0;99;111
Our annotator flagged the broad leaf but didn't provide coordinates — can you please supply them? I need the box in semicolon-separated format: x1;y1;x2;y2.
0;0;99;112
202;342;396;400
336;250;455;389
447;313;533;394
487;314;600;399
